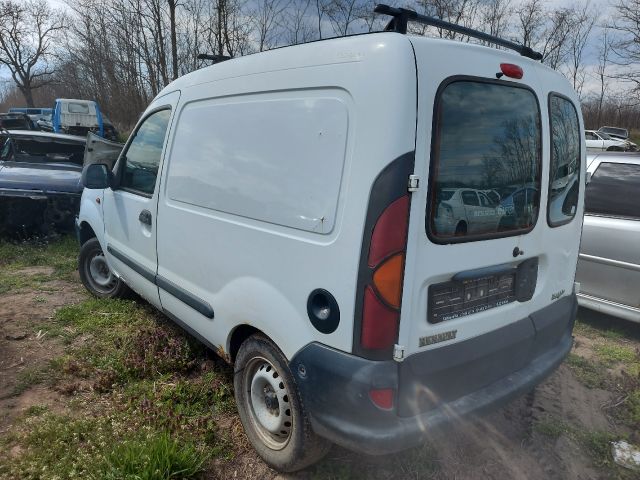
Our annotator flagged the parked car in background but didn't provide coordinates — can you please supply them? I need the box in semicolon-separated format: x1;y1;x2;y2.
585;130;627;151
434;188;502;235
51;99;105;138
598;126;629;140
0;113;37;131
8;107;54;123
575;153;640;323
497;185;539;230
0;130;86;232
597;126;638;151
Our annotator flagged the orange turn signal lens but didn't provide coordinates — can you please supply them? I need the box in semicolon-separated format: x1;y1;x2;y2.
372;253;404;308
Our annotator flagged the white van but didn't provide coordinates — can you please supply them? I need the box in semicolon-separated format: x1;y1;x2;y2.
76;6;585;472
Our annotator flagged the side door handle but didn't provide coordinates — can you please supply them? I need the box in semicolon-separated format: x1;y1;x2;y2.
139;209;152;226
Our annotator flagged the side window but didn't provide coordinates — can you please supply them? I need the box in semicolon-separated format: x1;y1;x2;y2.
585;162;640;219
478;192;492;207
462;191;479;206
548;94;580;226
585;132;596;141
120;109;171;196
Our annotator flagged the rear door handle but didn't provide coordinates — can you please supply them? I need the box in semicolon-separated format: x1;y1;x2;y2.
139;209;152;226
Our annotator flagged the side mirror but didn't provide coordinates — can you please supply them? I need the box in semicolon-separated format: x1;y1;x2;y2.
585;171;592;185
82;163;112;189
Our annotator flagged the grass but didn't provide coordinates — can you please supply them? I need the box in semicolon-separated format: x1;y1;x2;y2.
570;316;640;435
0;234;78;293
566;353;608;389
103;432;208;480
533;417;571;438
534;416;620;471
0;237;235;478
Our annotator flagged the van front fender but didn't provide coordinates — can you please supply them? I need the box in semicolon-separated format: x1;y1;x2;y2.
77;189;105;247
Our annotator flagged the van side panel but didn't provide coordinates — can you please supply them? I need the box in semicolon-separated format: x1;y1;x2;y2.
155;35;418;360
167;93;348;234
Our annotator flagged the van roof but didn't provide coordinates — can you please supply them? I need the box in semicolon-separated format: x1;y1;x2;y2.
158;32;558;98
55;98;96;104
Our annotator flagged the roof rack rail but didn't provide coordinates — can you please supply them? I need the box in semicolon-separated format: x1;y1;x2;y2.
197;53;232;64
374;4;543;61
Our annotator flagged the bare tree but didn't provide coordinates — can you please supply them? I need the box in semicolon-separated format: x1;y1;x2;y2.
324;0;364;37
596;28;611;125
0;0;66;107
480;0;511;38
610;0;640;96
251;0;291;52
282;0;316;45
565;1;596;98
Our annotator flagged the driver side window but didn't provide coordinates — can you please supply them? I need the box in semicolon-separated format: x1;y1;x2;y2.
120;109;171;196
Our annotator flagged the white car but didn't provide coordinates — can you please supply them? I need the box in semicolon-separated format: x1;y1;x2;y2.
435;188;502;235
74;5;585;473
585;130;627;151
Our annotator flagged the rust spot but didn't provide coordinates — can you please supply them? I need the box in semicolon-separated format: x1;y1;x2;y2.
216;344;231;364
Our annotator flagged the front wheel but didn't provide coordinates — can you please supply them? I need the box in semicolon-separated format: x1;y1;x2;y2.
234;334;330;472
78;237;130;298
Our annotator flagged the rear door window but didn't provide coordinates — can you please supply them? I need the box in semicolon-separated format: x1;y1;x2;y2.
548;94;581;226
428;79;541;242
585;162;640;219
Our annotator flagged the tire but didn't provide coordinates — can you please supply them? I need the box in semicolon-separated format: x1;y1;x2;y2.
234;334;331;472
78;237;130;298
455;221;467;235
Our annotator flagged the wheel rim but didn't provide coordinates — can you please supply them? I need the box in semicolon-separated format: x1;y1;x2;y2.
87;252;117;292
244;356;292;450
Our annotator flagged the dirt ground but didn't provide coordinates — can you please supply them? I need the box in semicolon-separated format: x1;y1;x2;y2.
1;261;639;479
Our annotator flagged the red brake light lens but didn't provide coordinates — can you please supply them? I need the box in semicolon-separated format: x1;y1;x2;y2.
369;388;394;410
361;286;399;350
500;63;523;79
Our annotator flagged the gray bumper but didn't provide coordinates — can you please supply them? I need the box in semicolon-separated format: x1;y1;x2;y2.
290;295;577;455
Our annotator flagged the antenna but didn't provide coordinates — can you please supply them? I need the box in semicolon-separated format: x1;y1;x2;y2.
374;4;543;61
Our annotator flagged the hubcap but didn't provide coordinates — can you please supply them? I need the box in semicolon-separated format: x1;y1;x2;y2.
88;253;116;290
245;357;292;450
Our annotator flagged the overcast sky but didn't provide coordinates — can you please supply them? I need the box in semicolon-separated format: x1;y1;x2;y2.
0;0;626;100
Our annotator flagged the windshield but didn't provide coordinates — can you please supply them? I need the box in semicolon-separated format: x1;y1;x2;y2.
6;138;85;165
0;118;30;130
429;80;541;241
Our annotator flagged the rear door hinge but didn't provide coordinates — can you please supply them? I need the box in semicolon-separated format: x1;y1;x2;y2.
393;344;405;362
408;174;420;192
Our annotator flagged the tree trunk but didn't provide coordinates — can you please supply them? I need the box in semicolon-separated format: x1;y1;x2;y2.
20;85;35;108
168;0;179;80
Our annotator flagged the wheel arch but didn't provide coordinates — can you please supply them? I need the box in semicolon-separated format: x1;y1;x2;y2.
228;324;264;363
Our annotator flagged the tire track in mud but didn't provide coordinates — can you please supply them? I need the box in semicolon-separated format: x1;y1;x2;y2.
525;373;566;480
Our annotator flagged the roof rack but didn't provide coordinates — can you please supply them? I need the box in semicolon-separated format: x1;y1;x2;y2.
374;4;543;61
197;54;232;64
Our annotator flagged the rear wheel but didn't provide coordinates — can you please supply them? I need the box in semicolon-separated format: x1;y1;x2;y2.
78;238;130;298
455;221;467;236
234;334;330;472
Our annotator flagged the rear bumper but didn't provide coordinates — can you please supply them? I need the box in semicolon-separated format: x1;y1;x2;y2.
290;294;577;455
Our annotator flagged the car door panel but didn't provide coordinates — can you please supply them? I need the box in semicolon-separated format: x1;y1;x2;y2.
102;92;179;307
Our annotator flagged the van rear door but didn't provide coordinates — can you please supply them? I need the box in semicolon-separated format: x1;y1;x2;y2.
397;41;583;365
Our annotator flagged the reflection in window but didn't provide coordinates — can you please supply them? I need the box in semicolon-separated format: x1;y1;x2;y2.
429;81;541;241
549;95;580;226
120;109;171;195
